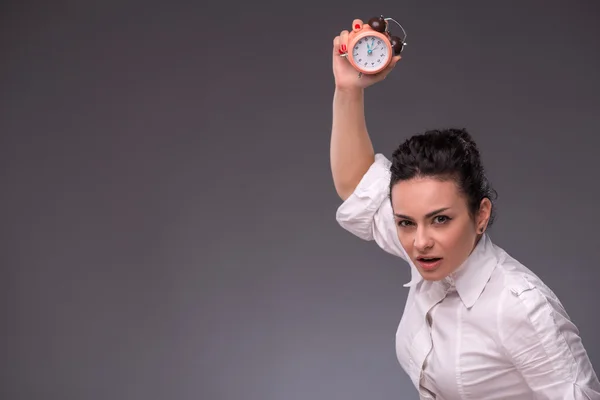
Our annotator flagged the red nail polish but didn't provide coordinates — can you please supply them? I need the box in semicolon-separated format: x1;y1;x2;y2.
339;48;344;54
341;44;346;51
354;24;360;29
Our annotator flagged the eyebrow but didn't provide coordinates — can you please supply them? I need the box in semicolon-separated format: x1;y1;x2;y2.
394;207;451;220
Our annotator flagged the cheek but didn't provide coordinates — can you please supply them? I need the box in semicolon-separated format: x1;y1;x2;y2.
442;220;476;258
395;227;412;250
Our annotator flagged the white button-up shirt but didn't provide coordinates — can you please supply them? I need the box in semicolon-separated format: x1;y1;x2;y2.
336;154;600;399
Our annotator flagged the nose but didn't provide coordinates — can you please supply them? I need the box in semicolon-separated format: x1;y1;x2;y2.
414;226;433;252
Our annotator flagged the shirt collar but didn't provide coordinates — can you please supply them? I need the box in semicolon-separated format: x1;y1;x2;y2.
403;233;499;309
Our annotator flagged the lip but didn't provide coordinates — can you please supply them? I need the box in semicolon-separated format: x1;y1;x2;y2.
416;257;443;271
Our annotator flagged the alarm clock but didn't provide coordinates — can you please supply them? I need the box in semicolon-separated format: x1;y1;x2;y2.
341;15;407;77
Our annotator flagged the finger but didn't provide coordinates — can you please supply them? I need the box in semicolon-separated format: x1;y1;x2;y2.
339;30;349;54
352;19;363;32
333;35;341;55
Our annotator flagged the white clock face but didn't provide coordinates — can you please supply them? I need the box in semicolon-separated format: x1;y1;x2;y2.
352;35;390;72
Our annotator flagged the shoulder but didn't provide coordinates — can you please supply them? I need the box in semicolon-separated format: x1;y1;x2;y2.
493;252;566;315
334;153;410;261
491;253;576;360
491;252;568;325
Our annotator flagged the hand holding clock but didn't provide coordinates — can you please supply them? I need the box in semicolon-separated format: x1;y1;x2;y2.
332;16;406;91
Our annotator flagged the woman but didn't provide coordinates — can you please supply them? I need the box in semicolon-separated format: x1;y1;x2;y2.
331;19;600;399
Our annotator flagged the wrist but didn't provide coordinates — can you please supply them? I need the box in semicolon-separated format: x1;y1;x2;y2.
334;85;364;99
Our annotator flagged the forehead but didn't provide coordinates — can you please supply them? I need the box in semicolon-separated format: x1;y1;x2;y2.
391;177;465;215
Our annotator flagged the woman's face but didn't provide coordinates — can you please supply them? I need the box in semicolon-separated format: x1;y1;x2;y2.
390;176;491;281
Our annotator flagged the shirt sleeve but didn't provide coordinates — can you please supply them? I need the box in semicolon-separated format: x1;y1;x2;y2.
498;275;600;399
335;153;408;262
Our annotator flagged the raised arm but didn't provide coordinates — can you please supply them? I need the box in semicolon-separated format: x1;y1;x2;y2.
330;19;400;200
329;20;413;265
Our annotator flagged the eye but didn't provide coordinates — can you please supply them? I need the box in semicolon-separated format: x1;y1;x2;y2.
433;215;451;224
397;220;414;228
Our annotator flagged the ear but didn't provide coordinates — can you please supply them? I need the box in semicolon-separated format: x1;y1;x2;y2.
477;198;492;233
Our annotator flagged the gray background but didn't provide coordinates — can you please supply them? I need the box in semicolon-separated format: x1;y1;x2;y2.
2;1;600;399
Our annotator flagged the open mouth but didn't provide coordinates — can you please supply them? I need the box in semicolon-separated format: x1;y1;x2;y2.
416;257;443;270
